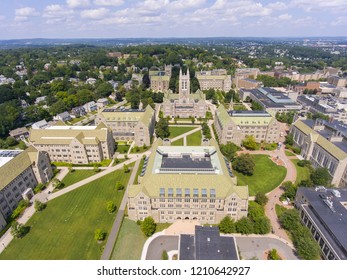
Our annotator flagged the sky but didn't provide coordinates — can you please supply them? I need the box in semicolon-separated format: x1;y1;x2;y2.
0;0;346;39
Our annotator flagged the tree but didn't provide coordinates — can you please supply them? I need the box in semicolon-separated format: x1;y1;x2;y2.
278;209;301;232
235;217;254;234
155;118;170;139
11;221;29;238
220;142;241;161
311;167;331;186
251;101;263;111
218;216;235;234
116;181;124;191
280;181;297;201
242;135;258;150
285;133;294;146
123;164;129;173
5;136;18;147
93;163;101;173
253;216;271;234
68;164;74;173
106;201;117;213
94;229;106;241
141;216;156;236
255;193;268;206
142;73;150;89
52;178;63;190
162;250;169;260
34;200;46;212
232;154;255;176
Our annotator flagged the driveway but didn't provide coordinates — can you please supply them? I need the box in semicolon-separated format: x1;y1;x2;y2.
145;236;179;260
236;236;298;260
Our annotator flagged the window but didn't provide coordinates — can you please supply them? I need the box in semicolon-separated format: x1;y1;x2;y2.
168;188;173;197
193;188;198;197
160;188;165;197
202;189;207;197
210;189;216;198
185;188;190;197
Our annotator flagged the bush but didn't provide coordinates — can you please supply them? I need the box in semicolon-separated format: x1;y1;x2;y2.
11;221;30;239
242;135;259;150
235;217;254;234
297;160;311;167
106;201;117;213
94;229;106;241
264;143;277;151
162;250;169;260
218;216;235;233
116;181;124;191
268;249;282;260
232;154;255;176
311;167;331;186
34;183;46;194
141;217;156;237
123;164;129;173
34;200;46;212
292;147;301;154
11;200;30;220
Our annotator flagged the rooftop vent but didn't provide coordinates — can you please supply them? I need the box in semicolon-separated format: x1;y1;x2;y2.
315;186;327;192
331;190;341;198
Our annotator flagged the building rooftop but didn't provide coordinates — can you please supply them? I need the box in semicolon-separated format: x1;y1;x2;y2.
179;226;238;260
297;187;347;260
228;110;271;117
0;150;22;168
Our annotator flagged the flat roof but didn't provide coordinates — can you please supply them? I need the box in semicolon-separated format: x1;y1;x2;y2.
179;226;238;260
102;108;145;113
228;110;270;117
0;150;23;168
297;188;347;259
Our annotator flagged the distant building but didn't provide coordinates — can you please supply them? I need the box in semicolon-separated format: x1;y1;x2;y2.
29;123;115;164
240;87;302;112
9;127;29;140
196;69;232;92
71;106;87;118
86;78;97;85
95;105;155;147
0;147;53;229
295;187;347;260
149;65;172;92
127;139;248;223
293;81;320;94
162;69;207;118
53;111;72;122
96;98;109;109
179;226;239;260
35;96;47;105
235;68;260;79
327;76;347;88
233;77;262;89
291;119;347;187
214;106;280;145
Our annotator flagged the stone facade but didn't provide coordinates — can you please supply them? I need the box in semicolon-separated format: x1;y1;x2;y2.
214;106;280;145
95;105;155;147
196;70;232;92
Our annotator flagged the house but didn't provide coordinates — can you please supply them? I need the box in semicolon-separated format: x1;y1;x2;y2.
71;106;87;118
9;127;29;140
35;96;47;105
83;101;98;113
53;111;72;122
96;98;109;109
31;120;50;130
86;78;97;85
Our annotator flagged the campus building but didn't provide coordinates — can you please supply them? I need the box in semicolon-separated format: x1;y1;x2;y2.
95;105;155;147
162;69;207;118
214;106;280;145
239;87;302;112
291;119;347;187
196;69;232;92
0;147;53;229
127;139;249;224
295;187;347;260
29;123;115;164
149;65;172;92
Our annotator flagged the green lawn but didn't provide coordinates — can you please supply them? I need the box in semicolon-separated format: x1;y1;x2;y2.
115;144;130;154
233;105;248;111
186;130;202;146
291;159;311;185
51;159;111;167
130;145;150;154
111;218;171;260
171;138;184;146
234;155;287;196
285;150;296;157
61;170;97;188
169;126;196;138
112;158;128;166
0;170;132;260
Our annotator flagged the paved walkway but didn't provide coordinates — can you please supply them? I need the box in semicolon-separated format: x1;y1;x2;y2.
101;158;142;260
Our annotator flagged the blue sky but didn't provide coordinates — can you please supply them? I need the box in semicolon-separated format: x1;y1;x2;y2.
0;0;346;39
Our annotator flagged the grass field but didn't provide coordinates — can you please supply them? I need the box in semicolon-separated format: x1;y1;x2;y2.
285;150;296;157
115;144;130;154
111;218;171;260
130;145;150;154
291;159;311;185
0;170;132;260
171;138;184;146
61;170;97;188
234;155;287;196
169;126;196;138
187;130;202;146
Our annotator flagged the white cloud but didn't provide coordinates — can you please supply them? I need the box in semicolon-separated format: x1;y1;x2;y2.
170;0;206;10
14;7;39;22
291;0;347;12
331;17;347;26
278;13;292;20
93;0;124;6
81;8;109;19
267;2;288;10
66;0;91;8
43;4;74;24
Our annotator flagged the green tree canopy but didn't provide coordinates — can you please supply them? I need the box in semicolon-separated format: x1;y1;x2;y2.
141;216;157;237
155;118;170;139
232;154;255;176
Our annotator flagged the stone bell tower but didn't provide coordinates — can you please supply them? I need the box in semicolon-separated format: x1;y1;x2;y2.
179;68;190;101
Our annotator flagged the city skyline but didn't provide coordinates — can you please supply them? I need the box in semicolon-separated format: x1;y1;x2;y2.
0;0;346;39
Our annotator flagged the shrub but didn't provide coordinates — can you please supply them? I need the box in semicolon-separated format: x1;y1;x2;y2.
123;164;129;173
34;183;46;194
268;249;282;260
141;217;156;236
106;201;117;213
162;250;169;260
11;221;30;239
292;147;301;154
34;200;46;212
116;181;124;191
11;200;30;220
218;216;235;234
94;229;106;241
297;160;311;167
